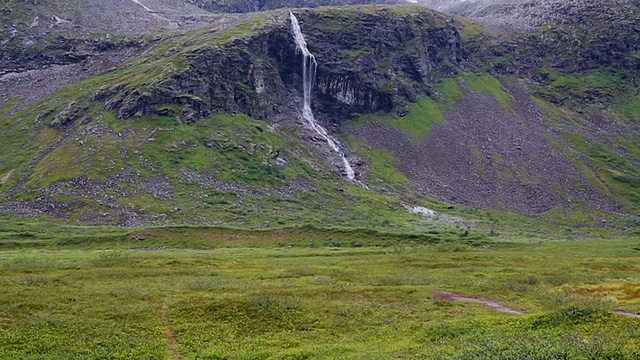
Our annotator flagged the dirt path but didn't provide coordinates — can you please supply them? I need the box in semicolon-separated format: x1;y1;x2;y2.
432;291;524;315
433;291;640;318
614;310;640;318
161;305;183;360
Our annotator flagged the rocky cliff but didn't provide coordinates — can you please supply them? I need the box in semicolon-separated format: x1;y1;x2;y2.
99;7;464;125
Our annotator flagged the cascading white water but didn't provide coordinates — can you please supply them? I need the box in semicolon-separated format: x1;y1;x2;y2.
289;12;356;181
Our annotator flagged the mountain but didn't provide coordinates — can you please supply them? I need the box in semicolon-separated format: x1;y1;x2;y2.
446;0;640;28
1;0;639;230
193;0;404;13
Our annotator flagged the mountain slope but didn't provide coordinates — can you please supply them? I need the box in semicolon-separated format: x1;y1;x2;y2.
0;0;252;117
0;8;462;229
193;0;405;13
1;1;639;230
446;0;640;28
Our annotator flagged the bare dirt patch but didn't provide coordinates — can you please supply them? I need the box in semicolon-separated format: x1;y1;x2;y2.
613;310;640;318
432;290;524;314
572;283;640;300
597;266;640;272
161;305;183;360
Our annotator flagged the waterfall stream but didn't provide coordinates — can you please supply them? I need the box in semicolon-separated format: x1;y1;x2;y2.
289;12;356;181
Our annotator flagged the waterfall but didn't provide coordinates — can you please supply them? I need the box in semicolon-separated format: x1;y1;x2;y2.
289;12;356;181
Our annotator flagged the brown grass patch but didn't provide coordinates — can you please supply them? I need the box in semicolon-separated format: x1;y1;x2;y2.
573;283;640;300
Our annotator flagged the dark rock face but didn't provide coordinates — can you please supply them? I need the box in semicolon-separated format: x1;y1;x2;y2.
461;0;640;76
102;25;297;121
102;8;464;123
0;38;146;76
302;9;463;118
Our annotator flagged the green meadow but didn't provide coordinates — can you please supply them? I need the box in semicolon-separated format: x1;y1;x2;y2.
1;229;639;359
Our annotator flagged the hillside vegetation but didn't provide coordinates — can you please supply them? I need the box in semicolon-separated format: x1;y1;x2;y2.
0;1;638;230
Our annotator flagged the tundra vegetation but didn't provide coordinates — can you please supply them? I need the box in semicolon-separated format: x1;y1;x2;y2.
0;221;639;359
